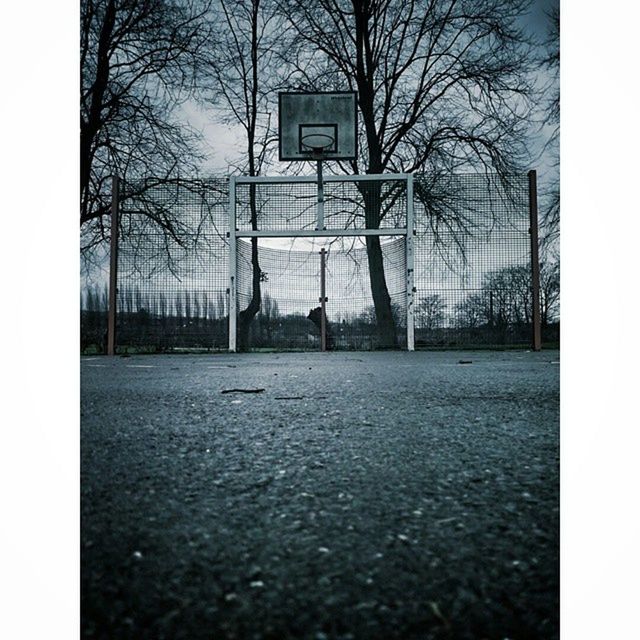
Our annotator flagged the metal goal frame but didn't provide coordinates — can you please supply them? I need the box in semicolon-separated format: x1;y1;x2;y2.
227;173;415;353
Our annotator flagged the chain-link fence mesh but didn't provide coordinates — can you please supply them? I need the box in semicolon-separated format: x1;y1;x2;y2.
80;172;558;353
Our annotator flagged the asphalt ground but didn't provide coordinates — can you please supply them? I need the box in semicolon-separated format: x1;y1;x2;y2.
81;350;559;640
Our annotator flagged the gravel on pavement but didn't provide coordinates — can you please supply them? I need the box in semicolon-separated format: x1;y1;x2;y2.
81;350;559;640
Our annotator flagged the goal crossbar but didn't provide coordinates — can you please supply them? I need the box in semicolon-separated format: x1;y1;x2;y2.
233;172;410;185
235;228;408;238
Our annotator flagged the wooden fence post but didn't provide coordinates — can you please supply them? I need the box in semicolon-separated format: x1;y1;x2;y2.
528;170;542;351
107;175;119;355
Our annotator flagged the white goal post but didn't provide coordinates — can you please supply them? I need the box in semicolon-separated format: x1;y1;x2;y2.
228;173;415;352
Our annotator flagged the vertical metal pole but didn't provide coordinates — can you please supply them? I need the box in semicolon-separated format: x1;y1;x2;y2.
107;175;119;356
228;176;237;353
320;248;327;351
320;247;327;351
528;170;542;351
406;174;415;351
316;159;325;230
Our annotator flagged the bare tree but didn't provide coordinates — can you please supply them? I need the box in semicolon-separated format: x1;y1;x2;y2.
158;292;167;322
85;287;96;313
193;291;202;324
184;290;192;322
175;293;184;325
416;294;446;330
540;5;559;245
203;0;289;349
454;292;488;329
281;0;535;346
454;262;558;329
258;292;280;342
80;0;212;261
540;260;559;326
216;291;227;319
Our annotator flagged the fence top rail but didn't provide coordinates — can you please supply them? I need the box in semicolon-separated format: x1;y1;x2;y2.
233;173;410;185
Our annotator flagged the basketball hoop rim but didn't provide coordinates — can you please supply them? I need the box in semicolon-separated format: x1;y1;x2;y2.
300;132;336;155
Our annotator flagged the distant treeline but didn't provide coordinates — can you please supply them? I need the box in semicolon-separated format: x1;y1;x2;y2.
414;263;560;347
81;262;559;352
80;285;229;353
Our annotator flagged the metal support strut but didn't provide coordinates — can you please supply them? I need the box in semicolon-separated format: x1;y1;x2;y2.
406;174;415;351
316;159;325;230
228;176;238;352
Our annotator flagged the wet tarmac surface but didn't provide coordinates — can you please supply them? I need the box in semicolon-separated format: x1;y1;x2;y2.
81;350;559;639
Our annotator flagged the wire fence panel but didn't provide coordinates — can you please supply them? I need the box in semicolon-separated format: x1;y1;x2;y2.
236;237;407;350
235;177;407;231
80;172;557;353
413;173;557;348
86;178;230;353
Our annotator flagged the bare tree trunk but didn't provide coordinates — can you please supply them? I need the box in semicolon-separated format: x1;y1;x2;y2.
237;183;261;351
218;0;269;351
354;4;397;348
360;178;397;348
365;236;396;348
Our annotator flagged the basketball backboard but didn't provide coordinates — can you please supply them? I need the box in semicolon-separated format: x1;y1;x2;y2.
279;91;358;161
